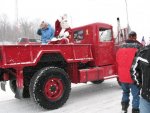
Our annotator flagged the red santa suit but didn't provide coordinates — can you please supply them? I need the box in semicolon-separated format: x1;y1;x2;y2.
54;14;71;43
54;19;61;37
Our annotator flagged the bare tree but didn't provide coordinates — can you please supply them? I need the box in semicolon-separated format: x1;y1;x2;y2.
19;18;35;39
0;14;40;43
31;19;41;39
0;14;9;41
0;15;18;42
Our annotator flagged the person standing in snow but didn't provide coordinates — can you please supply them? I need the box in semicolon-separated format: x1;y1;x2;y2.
130;45;150;113
37;21;54;44
116;31;142;113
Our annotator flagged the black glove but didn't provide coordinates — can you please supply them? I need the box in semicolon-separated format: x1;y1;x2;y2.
37;29;42;35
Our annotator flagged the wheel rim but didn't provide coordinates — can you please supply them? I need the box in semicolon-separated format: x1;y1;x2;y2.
44;78;64;101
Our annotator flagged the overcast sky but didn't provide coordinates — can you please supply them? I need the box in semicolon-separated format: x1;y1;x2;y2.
0;0;150;41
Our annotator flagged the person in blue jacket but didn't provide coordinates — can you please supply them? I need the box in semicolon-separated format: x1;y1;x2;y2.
37;21;54;44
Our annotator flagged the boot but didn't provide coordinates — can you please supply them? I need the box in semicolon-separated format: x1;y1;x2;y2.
121;101;129;113
132;108;140;113
121;110;127;113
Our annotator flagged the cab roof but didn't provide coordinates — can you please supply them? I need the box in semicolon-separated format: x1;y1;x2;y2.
72;22;112;30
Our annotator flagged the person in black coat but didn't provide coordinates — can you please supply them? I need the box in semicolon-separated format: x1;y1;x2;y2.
130;44;150;113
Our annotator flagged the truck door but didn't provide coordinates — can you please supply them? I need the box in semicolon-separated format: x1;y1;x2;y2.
96;27;115;66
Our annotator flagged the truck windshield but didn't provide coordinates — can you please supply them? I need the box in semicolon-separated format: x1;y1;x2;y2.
99;28;112;42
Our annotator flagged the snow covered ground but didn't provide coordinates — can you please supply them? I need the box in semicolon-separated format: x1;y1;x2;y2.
0;79;133;113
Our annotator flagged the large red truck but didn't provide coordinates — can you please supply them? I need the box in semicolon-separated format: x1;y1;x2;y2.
0;22;128;109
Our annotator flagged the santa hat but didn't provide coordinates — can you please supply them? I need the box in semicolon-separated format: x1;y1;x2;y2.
57;14;68;22
62;14;67;21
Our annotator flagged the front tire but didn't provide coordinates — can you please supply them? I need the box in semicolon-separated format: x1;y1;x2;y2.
29;67;71;110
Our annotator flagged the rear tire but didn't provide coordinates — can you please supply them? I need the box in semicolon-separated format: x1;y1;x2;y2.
29;67;71;110
9;80;16;94
91;80;104;84
9;79;30;98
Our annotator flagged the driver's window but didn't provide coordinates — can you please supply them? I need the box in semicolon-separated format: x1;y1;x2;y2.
99;28;112;42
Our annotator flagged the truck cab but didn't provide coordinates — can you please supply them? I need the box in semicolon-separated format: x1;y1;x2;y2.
71;23;115;66
69;23;117;83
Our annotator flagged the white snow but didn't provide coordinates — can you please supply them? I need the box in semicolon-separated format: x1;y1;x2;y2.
0;79;133;113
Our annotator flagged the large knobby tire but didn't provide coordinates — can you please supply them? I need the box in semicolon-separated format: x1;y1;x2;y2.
9;79;30;98
9;79;17;94
91;79;104;84
29;67;71;110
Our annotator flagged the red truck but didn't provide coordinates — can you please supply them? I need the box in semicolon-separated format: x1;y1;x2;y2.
0;22;128;109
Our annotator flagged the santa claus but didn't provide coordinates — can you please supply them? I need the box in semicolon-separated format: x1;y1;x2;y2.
52;14;71;44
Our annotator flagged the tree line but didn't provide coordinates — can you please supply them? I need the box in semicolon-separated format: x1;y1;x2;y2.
0;14;40;42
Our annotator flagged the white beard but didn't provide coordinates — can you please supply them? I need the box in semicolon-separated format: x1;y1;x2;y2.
60;20;70;29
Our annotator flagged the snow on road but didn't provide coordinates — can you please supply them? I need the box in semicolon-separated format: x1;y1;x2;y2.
0;79;133;113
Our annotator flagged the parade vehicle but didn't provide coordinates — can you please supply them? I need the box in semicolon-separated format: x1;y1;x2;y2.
0;20;128;109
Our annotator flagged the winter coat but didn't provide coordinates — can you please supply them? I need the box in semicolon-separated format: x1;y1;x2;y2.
116;41;141;83
130;45;150;102
125;39;143;46
37;24;54;44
